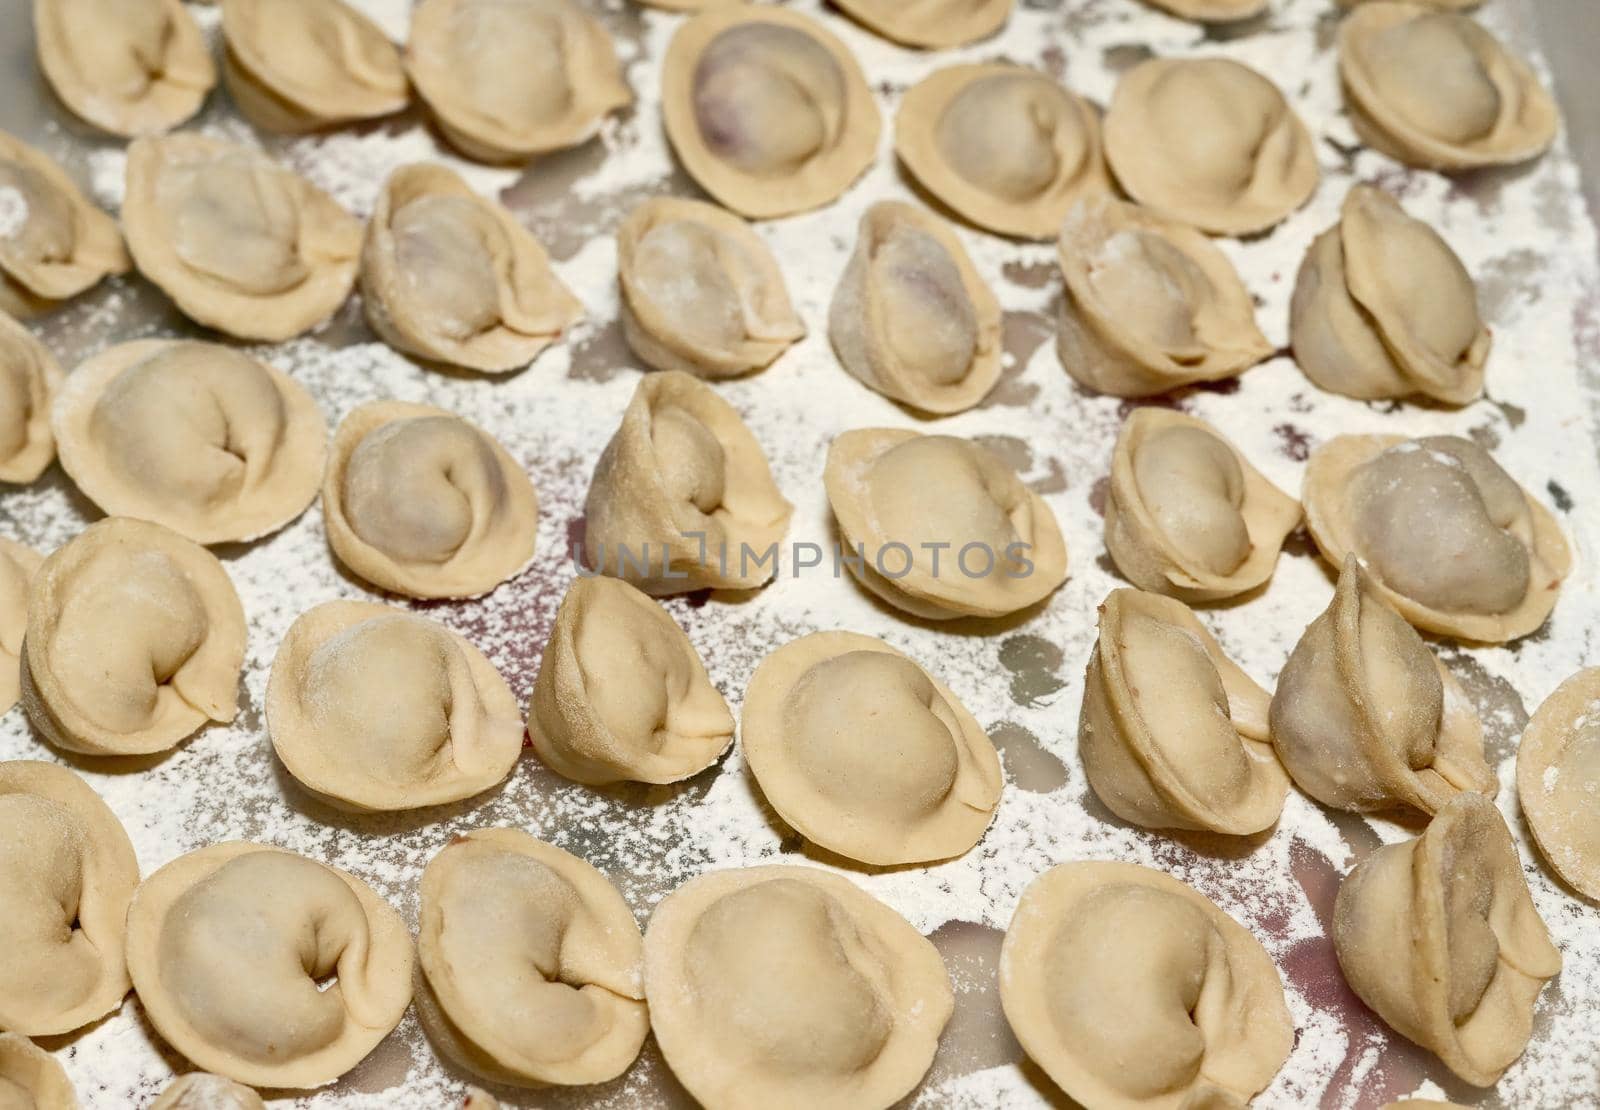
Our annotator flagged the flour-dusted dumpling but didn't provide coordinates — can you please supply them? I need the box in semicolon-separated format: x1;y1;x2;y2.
0;313;63;484
22;518;246;757
53;340;326;545
1303;434;1570;642
1292;185;1488;403
895;64;1107;241
0;1034;76;1108
125;842;413;1088
151;1074;265;1110
824;429;1068;620
1140;0;1268;20
416;829;649;1087
122;135;363;342
1273;557;1494;815
0;539;42;715
407;0;631;164
529;576;733;786
742;631;1003;865
829;201;1002;415
33;0;215;137
616;197;803;380
1106;409;1299;602
362;164;582;374
0;760;139;1037
1517;668;1600;902
1334;793;1560;1085
268;600;524;811
1104;58;1318;236
324;401;539;599
663;6;881;219
584;371;792;595
1001;861;1293;1109
1080;588;1289;834
221;0;407;133
645;865;952;1109
0;132;128;319
829;0;1010;48
1057;195;1273;397
1339;3;1558;171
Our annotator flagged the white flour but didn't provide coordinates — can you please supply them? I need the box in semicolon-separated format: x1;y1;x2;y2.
0;185;27;240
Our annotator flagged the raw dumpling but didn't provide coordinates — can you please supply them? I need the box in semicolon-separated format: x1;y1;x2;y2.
1080;588;1289;834
0;131;129;318
151;1074;265;1110
894;64;1108;240
0;312;63;483
52;339;326;545
823;429;1068;620
829;201;1002;415
1302;434;1570;642
1105;409;1300;601
267;600;524;811
122;135;363;342
529;576;733;786
33;0;215;136
1104;58;1319;236
124;842;413;1089
0;539;42;714
221;0;408;133
21;517;246;757
0;1033;77;1109
1056;194;1273;397
616;196;803;379
415;829;649;1086
1140;0;1268;20
644;865;952;1109
741;631;1003;865
1333;793;1560;1085
0;760;139;1036
1339;3;1558;171
662;6;881;219
1517;668;1600;902
406;0;631;164
1272;556;1495;814
324;401;539;599
362;164;582;374
584;371;792;595
829;0;1010;48
1000;861;1293;1109
1291;184;1488;403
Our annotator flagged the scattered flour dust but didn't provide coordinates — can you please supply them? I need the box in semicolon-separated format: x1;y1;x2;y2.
0;185;27;239
3;0;1600;1107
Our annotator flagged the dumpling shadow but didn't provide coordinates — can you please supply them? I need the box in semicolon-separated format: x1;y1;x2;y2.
26;714;188;774
1076;779;1277;859
267;746;516;836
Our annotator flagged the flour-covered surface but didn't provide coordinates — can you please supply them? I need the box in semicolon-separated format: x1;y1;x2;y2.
3;0;1600;1106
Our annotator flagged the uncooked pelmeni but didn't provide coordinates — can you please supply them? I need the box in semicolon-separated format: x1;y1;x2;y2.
1517;668;1600;902
1103;57;1318;236
741;631;1003;865
324;401;539;599
121;135;363;342
616;196;804;379
829;0;1010;49
0;760;139;1037
1139;0;1268;20
406;0;631;164
1339;3;1558;171
362;164;582;374
1105;409;1300;601
662;6;881;219
1302;434;1570;642
1272;556;1494;814
150;1074;265;1110
1291;184;1489;403
21;518;246;757
33;0;215;137
0;131;129;319
1000;861;1293;1109
125;842;413;1089
1334;793;1561;1086
584;371;792;595
0;539;42;714
52;340;326;545
829;201;1002;415
0;1033;77;1108
1080;588;1289;834
644;865;952;1110
528;576;733;786
1056;194;1273;397
267;600;524;811
823;429;1068;620
0;312;63;483
415;829;649;1087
